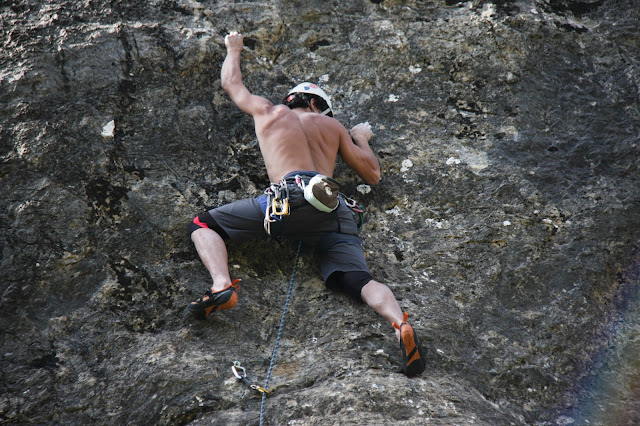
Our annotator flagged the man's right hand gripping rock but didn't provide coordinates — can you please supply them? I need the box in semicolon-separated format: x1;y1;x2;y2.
350;122;374;145
224;31;244;52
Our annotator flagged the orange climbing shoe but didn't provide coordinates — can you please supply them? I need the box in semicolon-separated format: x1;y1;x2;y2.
392;312;426;377
188;279;240;320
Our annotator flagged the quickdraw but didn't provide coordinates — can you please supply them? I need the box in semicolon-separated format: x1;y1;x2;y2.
263;175;366;233
232;361;270;394
263;178;291;235
343;195;363;213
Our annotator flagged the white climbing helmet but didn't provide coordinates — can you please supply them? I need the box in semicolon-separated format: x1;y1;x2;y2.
287;82;333;116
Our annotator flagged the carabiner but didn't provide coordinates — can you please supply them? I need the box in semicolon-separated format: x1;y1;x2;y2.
294;174;306;190
344;196;356;208
232;361;246;380
251;384;270;394
271;197;290;216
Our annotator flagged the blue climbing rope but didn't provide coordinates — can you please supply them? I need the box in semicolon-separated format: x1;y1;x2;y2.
259;240;302;426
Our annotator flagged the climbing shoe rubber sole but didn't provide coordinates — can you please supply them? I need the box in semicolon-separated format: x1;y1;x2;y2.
188;279;240;320
392;312;426;377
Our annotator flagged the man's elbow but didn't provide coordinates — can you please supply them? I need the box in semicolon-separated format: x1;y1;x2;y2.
365;170;381;185
221;73;240;94
221;78;233;94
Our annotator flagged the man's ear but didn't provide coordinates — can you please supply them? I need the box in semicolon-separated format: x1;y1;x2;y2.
309;98;320;114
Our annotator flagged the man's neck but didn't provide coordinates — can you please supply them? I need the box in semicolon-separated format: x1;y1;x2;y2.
291;107;313;115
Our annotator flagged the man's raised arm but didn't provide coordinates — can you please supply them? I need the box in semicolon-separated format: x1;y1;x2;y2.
220;32;272;116
339;122;381;185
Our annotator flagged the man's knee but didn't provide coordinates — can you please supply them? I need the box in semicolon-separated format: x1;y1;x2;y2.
189;212;230;240
359;280;394;309
326;270;374;302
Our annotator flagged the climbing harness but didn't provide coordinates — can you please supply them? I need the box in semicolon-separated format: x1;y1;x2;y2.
231;241;302;426
263;175;364;233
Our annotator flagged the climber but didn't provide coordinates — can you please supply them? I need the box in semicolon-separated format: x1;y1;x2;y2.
187;31;425;377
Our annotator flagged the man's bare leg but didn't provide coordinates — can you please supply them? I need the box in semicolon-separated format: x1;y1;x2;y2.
362;279;426;376
191;228;233;292
360;280;404;341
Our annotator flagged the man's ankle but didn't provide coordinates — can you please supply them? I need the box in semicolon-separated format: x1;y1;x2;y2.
211;279;231;292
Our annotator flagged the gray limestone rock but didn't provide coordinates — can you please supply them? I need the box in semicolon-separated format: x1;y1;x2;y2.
1;0;639;424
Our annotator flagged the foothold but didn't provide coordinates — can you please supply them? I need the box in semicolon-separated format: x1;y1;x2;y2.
357;184;371;194
101;120;115;138
401;159;413;172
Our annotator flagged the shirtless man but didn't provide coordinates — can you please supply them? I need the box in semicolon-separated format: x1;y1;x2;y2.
187;31;425;377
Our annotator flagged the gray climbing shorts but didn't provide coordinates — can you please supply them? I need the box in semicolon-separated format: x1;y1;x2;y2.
204;173;371;284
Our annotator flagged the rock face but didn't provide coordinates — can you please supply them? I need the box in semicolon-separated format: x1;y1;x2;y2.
2;0;639;424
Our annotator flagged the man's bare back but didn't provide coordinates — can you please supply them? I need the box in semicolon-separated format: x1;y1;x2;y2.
253;104;341;182
221;31;380;185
